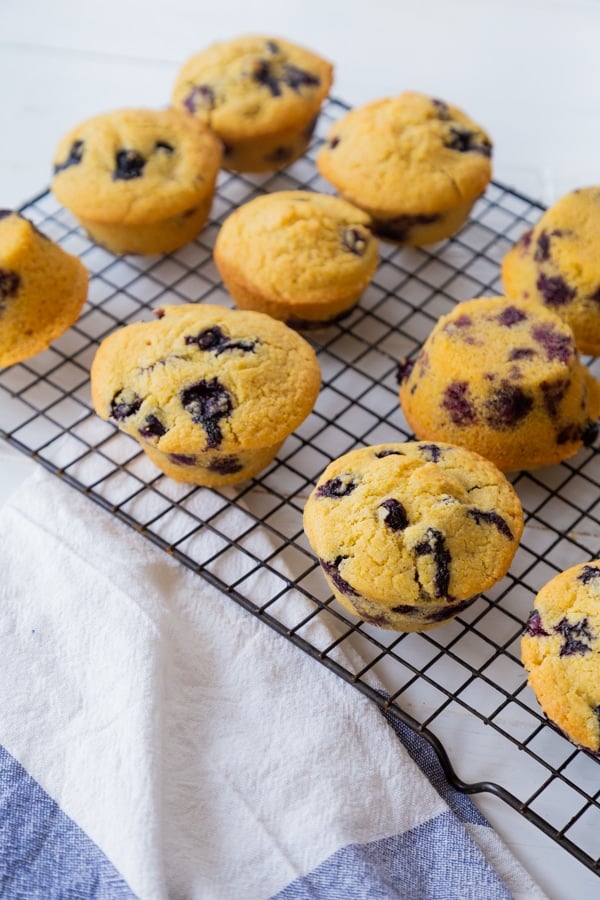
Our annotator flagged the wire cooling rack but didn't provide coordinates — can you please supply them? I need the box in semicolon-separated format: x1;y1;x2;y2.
2;97;599;875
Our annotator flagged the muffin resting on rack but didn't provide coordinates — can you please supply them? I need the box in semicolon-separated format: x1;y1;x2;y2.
303;441;523;632
521;559;600;754
51;107;222;255
316;91;492;246
90;303;321;487
214;190;379;328
172;35;333;173
502;186;600;356
398;295;600;471
0;210;88;368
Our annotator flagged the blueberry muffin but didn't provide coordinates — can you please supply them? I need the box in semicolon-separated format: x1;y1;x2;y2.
172;35;333;173
90;304;321;486
0;210;88;367
502;186;600;356
316;91;492;245
213;191;378;328
303;441;523;632
398;296;600;471
51;108;222;255
521;560;600;753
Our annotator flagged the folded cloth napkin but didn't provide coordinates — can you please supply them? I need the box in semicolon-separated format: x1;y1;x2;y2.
0;467;545;900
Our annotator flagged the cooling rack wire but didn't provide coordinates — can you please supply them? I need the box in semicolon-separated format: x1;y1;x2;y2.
1;97;599;875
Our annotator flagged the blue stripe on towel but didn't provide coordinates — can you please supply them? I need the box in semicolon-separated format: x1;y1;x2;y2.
272;810;512;900
381;709;489;827
0;745;137;899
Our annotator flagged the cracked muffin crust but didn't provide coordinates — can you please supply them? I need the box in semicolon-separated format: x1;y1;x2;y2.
398;295;600;471
521;560;600;753
316;91;492;245
172;35;333;173
214;190;379;328
0;210;88;367
303;441;523;632
502;186;600;356
51;107;222;255
90;303;321;486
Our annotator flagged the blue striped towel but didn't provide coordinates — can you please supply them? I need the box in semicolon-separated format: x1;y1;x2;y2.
0;469;544;899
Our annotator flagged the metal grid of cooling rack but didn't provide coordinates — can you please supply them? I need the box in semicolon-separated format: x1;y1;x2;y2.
2;97;599;874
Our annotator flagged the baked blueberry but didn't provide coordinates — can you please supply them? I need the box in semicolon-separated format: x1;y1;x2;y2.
53;139;84;174
180;377;233;449
114;149;146;180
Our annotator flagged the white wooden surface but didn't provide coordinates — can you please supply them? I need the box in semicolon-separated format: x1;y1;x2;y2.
1;2;599;896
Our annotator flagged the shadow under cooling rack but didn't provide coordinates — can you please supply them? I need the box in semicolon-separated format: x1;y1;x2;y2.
1;97;599;876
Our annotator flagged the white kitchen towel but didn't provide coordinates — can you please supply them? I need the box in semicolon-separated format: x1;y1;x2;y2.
0;467;545;900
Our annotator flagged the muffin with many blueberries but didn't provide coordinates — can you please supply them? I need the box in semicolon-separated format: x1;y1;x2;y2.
398;295;600;471
303;441;523;632
502;186;600;356
90;303;321;487
172;35;333;173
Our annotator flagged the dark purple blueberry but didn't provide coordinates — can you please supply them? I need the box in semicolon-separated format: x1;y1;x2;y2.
391;604;420;616
185;325;257;355
168;453;197;466
184;84;216;114
208;455;243;474
431;98;450;120
540;378;569;418
320;556;359;597
0;209;12;220
441;381;477;426
378;498;409;532
556;423;582;445
114;149;145;180
534;230;551;262
110;390;143;421
414;527;451;600
281;63;320;92
553;617;593;657
0;268;20;302
578;564;600;585
497;305;527;327
341;227;369;256
509;347;536;361
53;139;84;174
252;59;282;97
373;213;439;242
328;135;341;150
445;126;492;157
155;141;174;154
396;358;414;384
265;40;279;54
428;597;476;622
483;383;533;429
582;420;599;446
375;449;403;458
138;414;167;439
525;610;549;637
252;59;320;97
418;443;443;463
536;273;576;308
520;229;533;250
264;145;294;164
315;475;357;499
467;508;513;540
180;377;233;449
531;323;573;363
451;314;472;328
